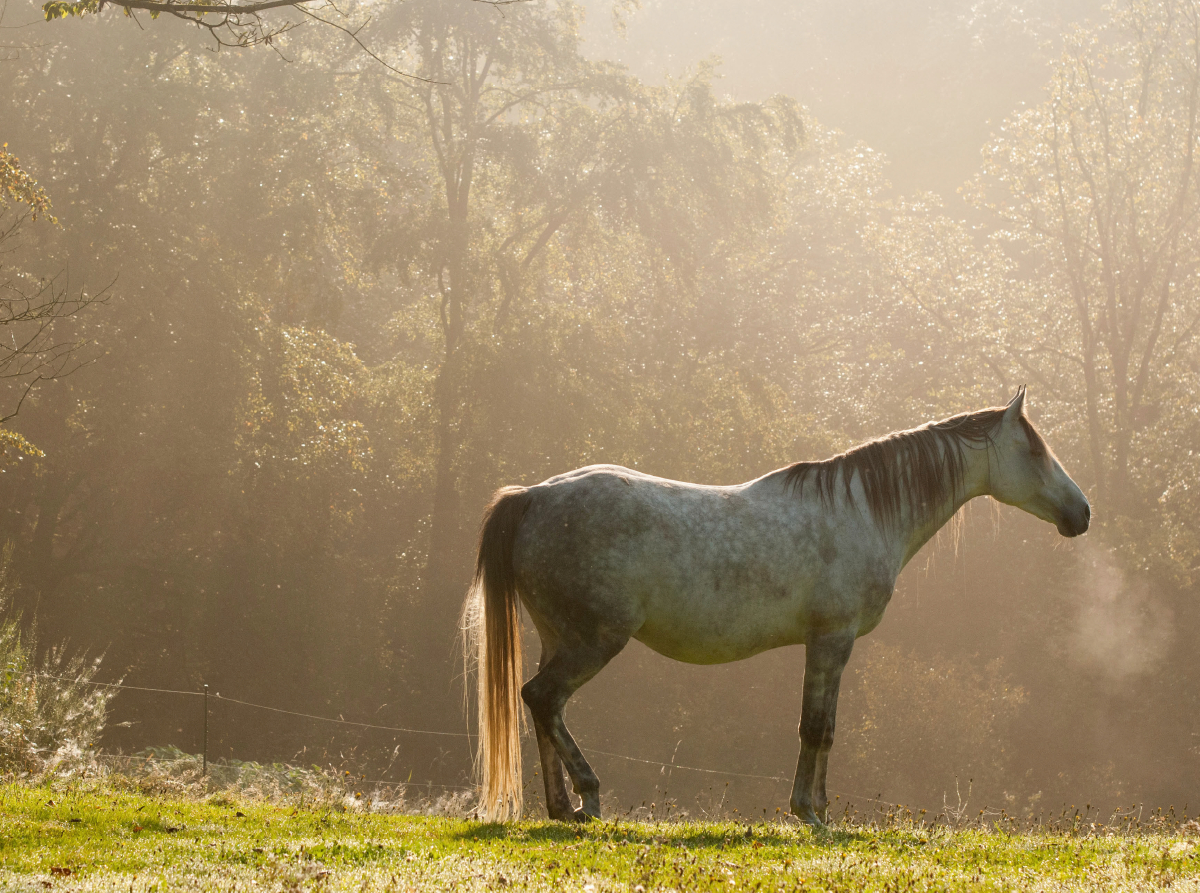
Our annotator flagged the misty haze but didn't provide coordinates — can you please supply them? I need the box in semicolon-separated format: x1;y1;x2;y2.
1;0;1197;831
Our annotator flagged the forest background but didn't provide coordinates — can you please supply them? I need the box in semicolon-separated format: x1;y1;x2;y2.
1;0;1198;817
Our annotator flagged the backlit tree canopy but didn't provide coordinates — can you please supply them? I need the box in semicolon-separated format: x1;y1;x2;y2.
969;0;1200;574
3;0;1199;813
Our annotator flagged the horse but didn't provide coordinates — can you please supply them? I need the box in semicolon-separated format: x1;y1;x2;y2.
461;387;1090;825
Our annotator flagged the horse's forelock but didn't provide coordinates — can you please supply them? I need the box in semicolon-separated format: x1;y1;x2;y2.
783;406;1009;530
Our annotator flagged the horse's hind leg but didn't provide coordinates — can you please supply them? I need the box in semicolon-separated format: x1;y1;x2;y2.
522;633;627;821
530;640;574;820
533;723;574;820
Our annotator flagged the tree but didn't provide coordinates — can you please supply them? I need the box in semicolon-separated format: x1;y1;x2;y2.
0;19;412;721
367;2;805;591
0;145;100;454
969;0;1200;535
41;0;310;48
40;0;516;68
369;0;599;592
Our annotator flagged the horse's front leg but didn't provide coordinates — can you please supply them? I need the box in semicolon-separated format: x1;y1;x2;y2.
789;629;855;827
813;751;831;820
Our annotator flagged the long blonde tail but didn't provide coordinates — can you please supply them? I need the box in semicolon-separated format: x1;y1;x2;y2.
461;486;533;822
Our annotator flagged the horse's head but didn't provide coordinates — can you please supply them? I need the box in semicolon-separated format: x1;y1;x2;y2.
988;387;1090;537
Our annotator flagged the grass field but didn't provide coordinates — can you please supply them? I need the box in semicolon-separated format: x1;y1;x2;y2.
1;780;1198;891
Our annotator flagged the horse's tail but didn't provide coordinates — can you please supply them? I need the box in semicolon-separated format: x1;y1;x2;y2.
461;485;533;822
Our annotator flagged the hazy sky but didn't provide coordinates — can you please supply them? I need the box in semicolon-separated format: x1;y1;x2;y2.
580;0;1106;197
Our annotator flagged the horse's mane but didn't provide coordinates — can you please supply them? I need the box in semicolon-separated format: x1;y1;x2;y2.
782;405;1046;530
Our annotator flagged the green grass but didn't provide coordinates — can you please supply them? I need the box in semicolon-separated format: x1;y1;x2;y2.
1;780;1197;891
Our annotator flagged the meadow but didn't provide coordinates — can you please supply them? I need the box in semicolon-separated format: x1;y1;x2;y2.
1;779;1198;891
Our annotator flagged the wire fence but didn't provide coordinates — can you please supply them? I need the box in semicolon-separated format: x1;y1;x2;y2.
33;671;902;812
91;752;475;795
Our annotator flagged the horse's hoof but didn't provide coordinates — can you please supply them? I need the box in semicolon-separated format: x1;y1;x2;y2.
572;808;595;823
787;806;827;829
578;792;602;821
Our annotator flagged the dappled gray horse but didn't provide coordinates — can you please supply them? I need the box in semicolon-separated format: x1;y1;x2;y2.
462;388;1090;824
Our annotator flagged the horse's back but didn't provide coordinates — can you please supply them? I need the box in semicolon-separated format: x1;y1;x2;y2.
537;463;723;490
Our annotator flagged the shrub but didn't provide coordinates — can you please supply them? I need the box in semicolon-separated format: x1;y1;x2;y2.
838;640;1027;807
0;544;115;775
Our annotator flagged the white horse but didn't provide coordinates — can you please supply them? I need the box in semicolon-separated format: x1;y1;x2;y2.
462;387;1089;824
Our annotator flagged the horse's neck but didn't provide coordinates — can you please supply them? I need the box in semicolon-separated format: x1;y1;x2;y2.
896;439;992;569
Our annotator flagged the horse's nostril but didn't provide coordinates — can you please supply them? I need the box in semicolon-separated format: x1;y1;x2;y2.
1084;504;1091;521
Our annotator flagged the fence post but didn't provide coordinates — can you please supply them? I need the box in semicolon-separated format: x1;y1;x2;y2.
203;683;209;776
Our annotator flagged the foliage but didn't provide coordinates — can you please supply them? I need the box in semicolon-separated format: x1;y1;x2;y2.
0;546;114;776
0;139;98;426
41;0;100;21
967;0;1200;550
0;145;54;223
113;745;455;808
1;0;1199;818
0;429;43;466
839;641;1028;809
42;0;305;52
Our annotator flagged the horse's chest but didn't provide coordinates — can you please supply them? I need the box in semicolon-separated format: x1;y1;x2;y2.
855;579;895;636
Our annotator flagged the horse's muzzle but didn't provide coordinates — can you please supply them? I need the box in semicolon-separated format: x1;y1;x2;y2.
1057;501;1091;537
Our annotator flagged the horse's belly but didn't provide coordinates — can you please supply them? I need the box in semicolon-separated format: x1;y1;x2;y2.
631;595;808;664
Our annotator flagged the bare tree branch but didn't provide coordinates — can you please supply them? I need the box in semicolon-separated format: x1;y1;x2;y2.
297;4;439;82
42;0;528;70
0;208;110;422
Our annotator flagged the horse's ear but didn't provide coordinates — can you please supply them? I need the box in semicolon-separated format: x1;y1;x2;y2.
1003;385;1027;426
